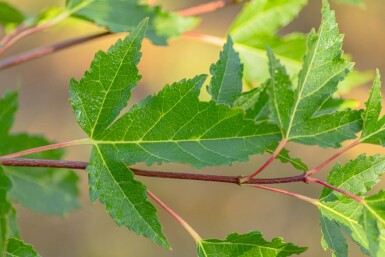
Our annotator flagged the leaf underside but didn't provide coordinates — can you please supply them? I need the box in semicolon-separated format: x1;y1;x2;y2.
197;231;307;257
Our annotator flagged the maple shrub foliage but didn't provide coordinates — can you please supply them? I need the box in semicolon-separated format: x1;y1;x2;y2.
0;0;384;256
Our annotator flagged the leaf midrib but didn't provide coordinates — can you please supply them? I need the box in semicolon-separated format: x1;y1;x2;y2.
93;131;280;145
94;145;165;245
230;1;302;40
90;23;143;138
318;201;369;249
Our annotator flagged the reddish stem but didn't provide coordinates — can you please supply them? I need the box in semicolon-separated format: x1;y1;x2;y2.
241;139;287;182
0;23;28;47
178;0;241;17
307;177;363;203
0;157;306;185
147;190;202;242
0;32;111;71
252;185;317;204
0;139;90;158
306;140;360;176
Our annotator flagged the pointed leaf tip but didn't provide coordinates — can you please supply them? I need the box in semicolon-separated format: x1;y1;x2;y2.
361;69;385;145
207;35;243;106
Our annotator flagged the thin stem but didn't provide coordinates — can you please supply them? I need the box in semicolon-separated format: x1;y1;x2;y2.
147;190;202;242
307;177;363;203
0;0;92;56
178;0;243;17
0;157;307;185
251;185;318;205
0;32;111;71
183;32;224;46
306;140;360;176
0;139;91;158
0;23;28;47
241;139;287;182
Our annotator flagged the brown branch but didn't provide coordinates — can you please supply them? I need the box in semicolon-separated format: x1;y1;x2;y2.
0;10;71;57
0;157;307;185
178;0;246;17
0;32;111;71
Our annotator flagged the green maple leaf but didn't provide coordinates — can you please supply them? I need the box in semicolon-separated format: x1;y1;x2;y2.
0;167;13;254
207;36;243;106
0;92;79;216
320;216;347;257
233;84;307;171
70;19;284;247
318;154;385;256
360;70;385;145
70;19;170;248
5;238;41;257
265;1;362;148
0;92;17;140
197;231;307;257
66;0;198;45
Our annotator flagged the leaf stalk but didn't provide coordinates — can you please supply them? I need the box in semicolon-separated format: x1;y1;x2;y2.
147;190;202;242
241;139;287;182
306;139;360;176
0;138;90;158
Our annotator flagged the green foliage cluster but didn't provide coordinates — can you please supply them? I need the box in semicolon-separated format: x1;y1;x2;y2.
1;0;384;256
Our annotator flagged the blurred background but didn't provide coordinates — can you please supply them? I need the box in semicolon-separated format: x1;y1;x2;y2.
0;0;385;256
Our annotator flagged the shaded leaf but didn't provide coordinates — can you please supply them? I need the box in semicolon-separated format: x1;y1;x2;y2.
234;84;270;123
5;238;41;257
360;207;380;256
320;215;347;257
0;2;25;27
197;231;307;257
207;36;243;106
66;0;198;45
0;93;79;216
0;167;12;254
266;143;308;171
0;92;17;140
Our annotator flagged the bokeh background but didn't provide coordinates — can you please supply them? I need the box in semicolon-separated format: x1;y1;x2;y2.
1;0;385;256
